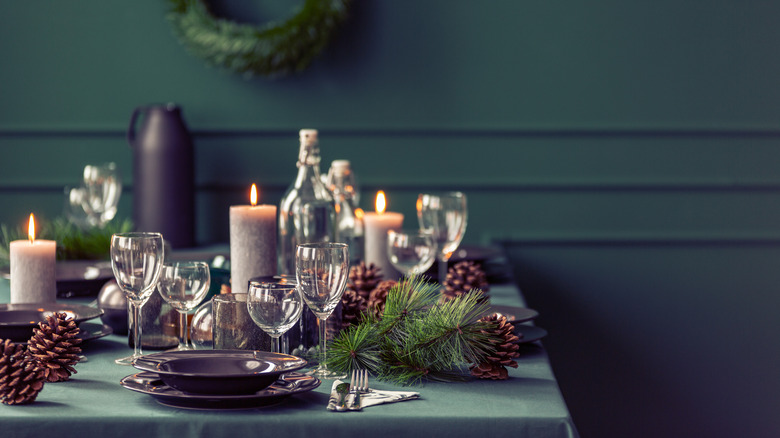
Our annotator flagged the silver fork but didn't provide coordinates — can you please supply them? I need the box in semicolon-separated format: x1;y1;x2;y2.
349;369;370;410
355;369;370;393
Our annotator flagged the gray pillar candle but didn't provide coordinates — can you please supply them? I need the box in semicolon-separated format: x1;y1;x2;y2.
10;214;56;303
229;185;277;294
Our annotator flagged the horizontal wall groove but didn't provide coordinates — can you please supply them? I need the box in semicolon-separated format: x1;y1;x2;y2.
3;181;780;193
495;234;780;247
3;126;780;139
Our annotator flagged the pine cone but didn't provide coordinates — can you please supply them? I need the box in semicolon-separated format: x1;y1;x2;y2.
470;314;521;380
27;312;83;383
367;279;398;317
442;261;490;302
347;261;383;301
341;288;367;328
0;339;46;405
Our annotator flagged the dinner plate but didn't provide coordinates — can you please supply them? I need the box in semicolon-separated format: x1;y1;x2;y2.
77;322;113;343
0;302;103;342
132;350;308;395
424;245;503;280
482;305;539;325
9;322;113;346
515;324;547;344
1;260;114;298
120;372;321;410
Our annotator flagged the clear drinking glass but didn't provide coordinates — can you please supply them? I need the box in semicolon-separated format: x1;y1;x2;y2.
295;242;349;379
156;261;211;351
110;232;164;365
417;192;468;282
81;162;122;227
247;281;304;354
387;229;437;277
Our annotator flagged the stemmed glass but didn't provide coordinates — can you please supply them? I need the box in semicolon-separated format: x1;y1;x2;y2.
156;261;211;351
387;229;437;277
295;242;349;379
110;232;164;365
417;192;468;282
247;281;303;354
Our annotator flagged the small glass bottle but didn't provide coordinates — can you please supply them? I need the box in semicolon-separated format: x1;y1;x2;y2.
278;129;337;275
326;160;364;265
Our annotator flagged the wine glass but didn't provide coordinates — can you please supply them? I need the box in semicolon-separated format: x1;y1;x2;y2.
295;242;349;379
417;192;468;282
156;261;211;351
247;281;303;354
110;232;164;365
387;229;437;277
81;163;122;227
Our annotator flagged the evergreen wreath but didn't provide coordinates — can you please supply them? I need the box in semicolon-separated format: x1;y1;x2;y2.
166;0;352;78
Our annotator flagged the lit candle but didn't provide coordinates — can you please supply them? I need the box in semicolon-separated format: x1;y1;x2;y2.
363;191;404;281
230;184;277;294
10;214;57;303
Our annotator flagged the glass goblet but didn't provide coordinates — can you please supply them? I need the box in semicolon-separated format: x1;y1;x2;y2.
295;242;349;379
110;232;164;365
81;162;122;227
247;281;303;354
417;192;468;282
156;261;211;351
387;229;437;278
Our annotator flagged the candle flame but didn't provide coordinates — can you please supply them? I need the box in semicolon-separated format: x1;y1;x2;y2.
27;213;35;244
375;191;387;214
250;184;258;206
355;208;364;220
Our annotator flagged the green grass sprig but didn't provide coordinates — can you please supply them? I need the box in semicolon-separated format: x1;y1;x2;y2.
0;216;133;268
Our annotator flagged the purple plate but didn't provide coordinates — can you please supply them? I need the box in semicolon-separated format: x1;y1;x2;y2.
132;350;307;395
121;371;320;410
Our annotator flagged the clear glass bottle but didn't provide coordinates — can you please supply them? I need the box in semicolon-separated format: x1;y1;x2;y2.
326;160;363;265
278;129;338;361
278;129;337;275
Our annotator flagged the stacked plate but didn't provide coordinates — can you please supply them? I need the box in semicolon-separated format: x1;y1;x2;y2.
121;350;320;409
482;304;548;344
0;302;111;344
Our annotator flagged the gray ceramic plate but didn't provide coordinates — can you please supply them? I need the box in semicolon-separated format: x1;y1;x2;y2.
77;322;113;343
0;302;103;342
515;324;547;344
482;305;539;325
121;372;320;410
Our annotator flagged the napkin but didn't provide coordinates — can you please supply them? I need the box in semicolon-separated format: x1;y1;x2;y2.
326;379;420;411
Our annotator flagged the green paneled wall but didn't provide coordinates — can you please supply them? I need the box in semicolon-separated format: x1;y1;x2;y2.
2;1;780;437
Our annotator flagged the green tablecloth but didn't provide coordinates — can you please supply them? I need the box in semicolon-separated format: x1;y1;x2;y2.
0;279;579;438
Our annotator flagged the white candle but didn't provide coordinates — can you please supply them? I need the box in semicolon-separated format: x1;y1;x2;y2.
230;185;277;294
363;191;404;281
10;214;57;303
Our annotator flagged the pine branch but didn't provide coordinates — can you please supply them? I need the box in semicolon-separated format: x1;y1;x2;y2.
326;276;507;386
378;276;439;343
326;322;383;374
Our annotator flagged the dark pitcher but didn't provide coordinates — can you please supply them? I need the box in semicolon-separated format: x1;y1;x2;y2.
127;103;195;248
